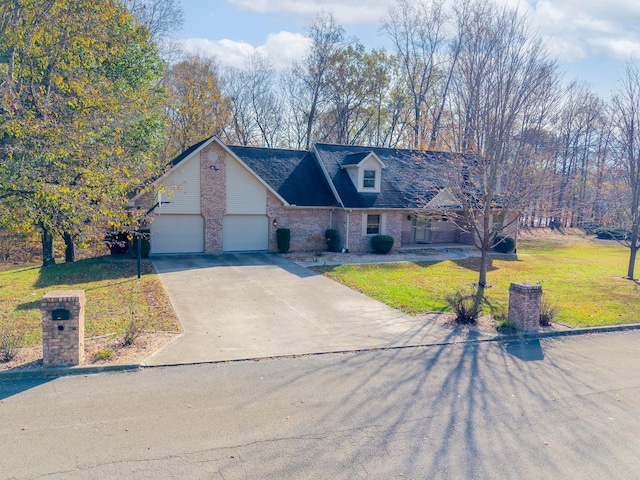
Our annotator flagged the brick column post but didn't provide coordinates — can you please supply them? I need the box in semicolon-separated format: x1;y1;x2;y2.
508;283;542;332
41;290;85;367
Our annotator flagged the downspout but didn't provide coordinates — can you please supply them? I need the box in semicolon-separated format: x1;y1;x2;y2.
344;210;351;253
330;208;334;229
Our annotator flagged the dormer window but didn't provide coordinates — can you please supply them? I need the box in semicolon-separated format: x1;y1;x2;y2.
341;151;386;193
363;170;376;189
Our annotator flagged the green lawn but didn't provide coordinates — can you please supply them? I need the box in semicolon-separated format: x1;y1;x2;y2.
0;258;180;346
313;240;639;327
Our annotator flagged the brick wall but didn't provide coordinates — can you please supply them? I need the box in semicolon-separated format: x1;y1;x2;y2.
267;195;335;252
200;142;227;254
508;282;542;331
344;210;402;253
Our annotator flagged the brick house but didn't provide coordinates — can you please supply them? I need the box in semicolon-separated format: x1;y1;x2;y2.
134;136;517;255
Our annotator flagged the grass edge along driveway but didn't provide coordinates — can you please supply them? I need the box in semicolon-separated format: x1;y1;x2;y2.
313;239;639;328
0;257;180;346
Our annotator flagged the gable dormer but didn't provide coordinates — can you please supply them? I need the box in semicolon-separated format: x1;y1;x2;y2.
426;189;461;209
341;151;386;193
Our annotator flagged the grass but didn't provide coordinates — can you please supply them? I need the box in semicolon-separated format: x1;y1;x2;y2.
313;239;640;327
0;257;181;347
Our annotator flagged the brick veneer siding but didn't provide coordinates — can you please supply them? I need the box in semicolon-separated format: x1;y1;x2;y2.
267;193;335;252
41;290;85;367
201;142;228;254
508;282;542;332
345;211;403;253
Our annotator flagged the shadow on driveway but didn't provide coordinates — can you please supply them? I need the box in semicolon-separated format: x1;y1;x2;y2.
146;253;468;366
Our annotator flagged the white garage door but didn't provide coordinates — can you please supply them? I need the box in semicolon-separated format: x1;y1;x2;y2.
151;214;204;254
223;215;269;252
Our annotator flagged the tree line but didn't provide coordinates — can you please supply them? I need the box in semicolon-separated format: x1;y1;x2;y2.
1;0;638;281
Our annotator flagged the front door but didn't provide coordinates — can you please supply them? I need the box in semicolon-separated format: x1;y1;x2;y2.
414;216;431;243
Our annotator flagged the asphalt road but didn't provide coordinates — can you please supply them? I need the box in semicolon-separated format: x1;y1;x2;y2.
1;331;640;479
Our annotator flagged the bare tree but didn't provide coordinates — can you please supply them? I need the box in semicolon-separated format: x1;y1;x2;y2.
611;61;640;280
223;54;284;147
437;0;558;307
382;0;449;148
291;13;344;150
125;0;184;61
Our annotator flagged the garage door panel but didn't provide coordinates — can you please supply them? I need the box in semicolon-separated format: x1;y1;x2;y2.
152;215;204;254
223;215;268;252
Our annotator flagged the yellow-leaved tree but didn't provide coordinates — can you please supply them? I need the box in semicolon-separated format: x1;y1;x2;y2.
162;55;230;162
0;0;166;265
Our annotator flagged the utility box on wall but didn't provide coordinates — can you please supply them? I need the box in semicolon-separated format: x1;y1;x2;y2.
41;290;86;367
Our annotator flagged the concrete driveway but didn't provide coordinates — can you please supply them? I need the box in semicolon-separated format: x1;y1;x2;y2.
145;253;453;365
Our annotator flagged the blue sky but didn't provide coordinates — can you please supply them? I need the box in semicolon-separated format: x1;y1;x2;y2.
178;0;640;98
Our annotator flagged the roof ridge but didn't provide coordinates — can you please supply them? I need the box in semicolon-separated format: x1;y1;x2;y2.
313;142;454;156
227;144;310;154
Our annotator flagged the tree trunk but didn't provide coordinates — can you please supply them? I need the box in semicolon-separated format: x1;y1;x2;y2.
63;231;75;263
627;245;637;280
627;217;639;279
41;228;55;267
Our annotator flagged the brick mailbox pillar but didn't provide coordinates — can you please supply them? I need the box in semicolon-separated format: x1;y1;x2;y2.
41;290;86;367
508;283;542;332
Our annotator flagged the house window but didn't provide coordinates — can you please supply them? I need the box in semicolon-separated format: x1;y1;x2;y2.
363;170;376;189
367;214;380;234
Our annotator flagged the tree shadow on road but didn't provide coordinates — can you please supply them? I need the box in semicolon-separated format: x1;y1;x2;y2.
228;334;635;479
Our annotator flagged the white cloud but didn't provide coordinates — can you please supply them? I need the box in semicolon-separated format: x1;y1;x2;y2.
227;0;392;24
589;38;640;60
183;0;640;82
181;31;311;71
260;32;312;70
531;0;640;61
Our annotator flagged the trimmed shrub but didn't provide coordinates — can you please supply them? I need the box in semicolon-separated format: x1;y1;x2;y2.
493;235;515;253
131;229;151;258
325;229;340;252
371;234;394;254
276;228;291;253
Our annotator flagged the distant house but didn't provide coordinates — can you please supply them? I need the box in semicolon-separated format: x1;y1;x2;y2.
132;136;517;255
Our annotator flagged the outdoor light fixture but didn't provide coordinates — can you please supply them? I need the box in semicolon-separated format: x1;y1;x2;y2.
407;214;412;220
272;219;278;227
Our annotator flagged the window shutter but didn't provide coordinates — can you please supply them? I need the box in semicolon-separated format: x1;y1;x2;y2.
362;213;368;236
381;213;387;234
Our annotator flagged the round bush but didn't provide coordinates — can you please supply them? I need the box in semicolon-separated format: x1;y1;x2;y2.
325;229;340;252
371;234;394;254
493;235;515;253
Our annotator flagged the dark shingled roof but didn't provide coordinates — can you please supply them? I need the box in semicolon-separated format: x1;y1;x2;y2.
168;136;213;167
165;138;464;209
314;143;454;209
226;145;337;207
342;152;372;166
